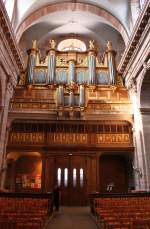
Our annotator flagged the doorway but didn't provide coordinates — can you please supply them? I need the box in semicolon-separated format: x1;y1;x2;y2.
99;155;128;193
54;155;87;206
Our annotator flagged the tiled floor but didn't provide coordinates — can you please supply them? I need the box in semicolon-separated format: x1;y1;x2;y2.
46;207;98;229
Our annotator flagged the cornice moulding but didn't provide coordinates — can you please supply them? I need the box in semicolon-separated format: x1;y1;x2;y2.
0;1;25;72
118;1;150;74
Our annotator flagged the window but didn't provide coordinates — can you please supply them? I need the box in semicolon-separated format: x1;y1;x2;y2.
57;168;61;187
58;39;86;52
73;168;77;187
80;168;84;187
64;168;68;187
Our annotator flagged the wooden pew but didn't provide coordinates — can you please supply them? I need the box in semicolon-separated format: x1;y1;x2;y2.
0;192;53;229
90;192;150;229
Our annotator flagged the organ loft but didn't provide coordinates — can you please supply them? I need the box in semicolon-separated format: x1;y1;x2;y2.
0;0;150;228
6;38;133;205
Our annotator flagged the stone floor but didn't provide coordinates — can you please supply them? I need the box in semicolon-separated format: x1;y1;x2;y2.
46;207;98;229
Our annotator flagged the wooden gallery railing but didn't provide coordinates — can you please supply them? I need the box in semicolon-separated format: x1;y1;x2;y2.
0;192;53;229
90;192;150;229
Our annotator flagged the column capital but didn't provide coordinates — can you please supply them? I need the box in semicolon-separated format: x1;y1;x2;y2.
126;78;137;96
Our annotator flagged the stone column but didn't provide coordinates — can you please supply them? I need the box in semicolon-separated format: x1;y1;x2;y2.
88;50;96;85
26;48;37;84
79;85;85;107
127;79;148;191
140;109;150;190
47;49;56;84
0;81;14;188
106;41;116;85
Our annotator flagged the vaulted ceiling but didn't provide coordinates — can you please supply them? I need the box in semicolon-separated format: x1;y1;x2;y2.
13;0;131;64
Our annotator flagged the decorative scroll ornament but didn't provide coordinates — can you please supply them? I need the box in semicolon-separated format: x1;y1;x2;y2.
56;55;68;67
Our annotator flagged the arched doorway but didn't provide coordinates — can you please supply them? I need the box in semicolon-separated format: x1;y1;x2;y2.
99;154;129;193
6;152;42;192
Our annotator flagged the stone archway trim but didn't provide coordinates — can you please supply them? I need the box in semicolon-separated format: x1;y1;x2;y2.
16;2;129;45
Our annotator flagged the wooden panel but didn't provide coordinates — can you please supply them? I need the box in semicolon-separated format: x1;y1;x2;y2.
99;155;128;193
86;156;97;194
44;157;55;192
54;156;70;205
70;156;87;206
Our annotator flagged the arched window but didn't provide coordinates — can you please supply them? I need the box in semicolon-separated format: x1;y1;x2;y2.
58;39;86;52
4;0;15;21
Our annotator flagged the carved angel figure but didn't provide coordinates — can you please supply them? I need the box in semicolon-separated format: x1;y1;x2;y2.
107;41;112;51
32;40;37;49
89;40;95;49
50;39;56;49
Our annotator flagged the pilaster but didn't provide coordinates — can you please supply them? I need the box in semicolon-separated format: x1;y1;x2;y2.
127;80;149;190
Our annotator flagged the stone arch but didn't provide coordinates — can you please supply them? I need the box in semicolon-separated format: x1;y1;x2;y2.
16;2;129;45
6;152;42;191
135;67;150;190
140;69;150;109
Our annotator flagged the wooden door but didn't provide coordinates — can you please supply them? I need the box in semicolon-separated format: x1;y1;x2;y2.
99;155;128;193
54;155;87;206
54;156;69;205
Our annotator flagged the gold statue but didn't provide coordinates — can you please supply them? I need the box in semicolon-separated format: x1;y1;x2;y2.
89;40;95;49
32;40;37;49
107;41;113;51
49;39;56;49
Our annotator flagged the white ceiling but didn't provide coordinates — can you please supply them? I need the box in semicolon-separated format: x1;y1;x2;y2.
17;0;130;64
16;0;130;31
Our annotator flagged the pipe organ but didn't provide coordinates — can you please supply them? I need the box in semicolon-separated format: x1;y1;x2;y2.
18;40;119;117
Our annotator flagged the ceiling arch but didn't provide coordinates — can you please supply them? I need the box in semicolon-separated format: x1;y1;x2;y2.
140;69;150;109
15;0;130;31
16;2;129;45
